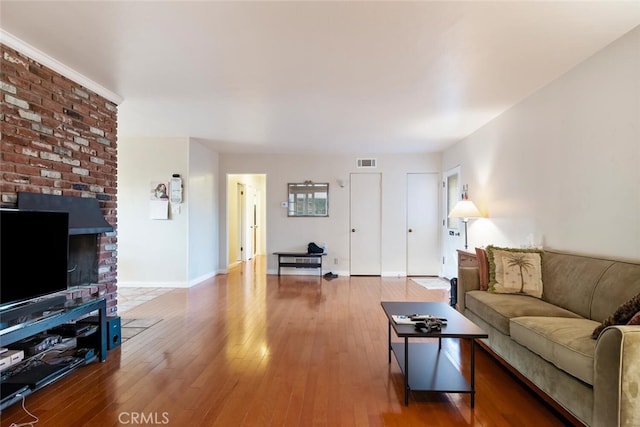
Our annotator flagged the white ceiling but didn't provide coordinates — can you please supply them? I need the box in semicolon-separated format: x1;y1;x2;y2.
2;1;639;154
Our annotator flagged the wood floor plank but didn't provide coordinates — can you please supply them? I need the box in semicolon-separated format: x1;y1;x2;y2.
1;257;572;426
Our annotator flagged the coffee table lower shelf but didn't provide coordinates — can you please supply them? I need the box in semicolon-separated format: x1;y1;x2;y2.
390;341;473;404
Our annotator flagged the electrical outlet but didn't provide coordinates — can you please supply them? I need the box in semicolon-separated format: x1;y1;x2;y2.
334;258;339;265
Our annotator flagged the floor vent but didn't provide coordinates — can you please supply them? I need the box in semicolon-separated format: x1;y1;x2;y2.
356;158;377;168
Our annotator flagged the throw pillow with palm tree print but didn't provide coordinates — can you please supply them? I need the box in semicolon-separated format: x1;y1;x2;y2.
487;246;544;298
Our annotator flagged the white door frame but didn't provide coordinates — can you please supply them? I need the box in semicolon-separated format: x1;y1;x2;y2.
442;166;461;278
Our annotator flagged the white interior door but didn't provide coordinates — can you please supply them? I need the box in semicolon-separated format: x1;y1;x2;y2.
350;173;381;275
407;173;440;276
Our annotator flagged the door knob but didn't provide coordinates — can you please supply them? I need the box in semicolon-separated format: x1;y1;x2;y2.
408;229;413;232
351;228;356;232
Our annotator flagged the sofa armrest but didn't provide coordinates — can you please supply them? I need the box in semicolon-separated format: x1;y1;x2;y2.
593;325;640;427
456;266;480;312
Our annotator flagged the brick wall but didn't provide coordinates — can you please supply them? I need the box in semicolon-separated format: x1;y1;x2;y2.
1;44;118;315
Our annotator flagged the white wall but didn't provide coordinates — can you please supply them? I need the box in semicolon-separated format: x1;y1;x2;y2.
218;153;442;276
118;137;221;287
442;26;640;261
188;140;220;284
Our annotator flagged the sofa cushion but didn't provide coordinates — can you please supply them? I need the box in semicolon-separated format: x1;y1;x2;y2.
590;261;640;322
487;246;544;298
510;316;599;385
465;290;581;335
541;251;618;319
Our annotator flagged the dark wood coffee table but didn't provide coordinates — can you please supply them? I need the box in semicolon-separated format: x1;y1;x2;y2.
381;301;488;406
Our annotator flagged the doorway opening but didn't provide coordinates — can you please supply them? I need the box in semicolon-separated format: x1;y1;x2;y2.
443;166;461;279
227;174;267;269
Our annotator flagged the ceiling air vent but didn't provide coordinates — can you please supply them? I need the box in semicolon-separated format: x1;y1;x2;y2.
356;158;377;168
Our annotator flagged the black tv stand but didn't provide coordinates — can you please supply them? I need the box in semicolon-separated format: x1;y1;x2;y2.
0;297;107;411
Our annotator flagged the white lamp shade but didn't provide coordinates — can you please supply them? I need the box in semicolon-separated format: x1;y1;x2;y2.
448;200;482;219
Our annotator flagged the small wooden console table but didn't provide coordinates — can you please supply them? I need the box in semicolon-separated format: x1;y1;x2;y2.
273;252;326;276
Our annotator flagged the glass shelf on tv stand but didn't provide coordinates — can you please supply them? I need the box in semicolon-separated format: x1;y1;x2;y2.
0;295;103;336
0;296;108;363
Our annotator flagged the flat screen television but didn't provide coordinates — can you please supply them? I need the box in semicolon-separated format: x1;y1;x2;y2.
0;209;70;309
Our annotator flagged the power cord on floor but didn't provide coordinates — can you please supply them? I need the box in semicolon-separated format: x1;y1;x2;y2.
9;394;39;427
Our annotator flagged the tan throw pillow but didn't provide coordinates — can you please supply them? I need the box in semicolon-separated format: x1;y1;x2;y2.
487;246;544;298
475;247;490;291
592;293;640;339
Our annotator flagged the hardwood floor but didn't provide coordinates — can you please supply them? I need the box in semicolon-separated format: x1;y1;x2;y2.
1;257;571;426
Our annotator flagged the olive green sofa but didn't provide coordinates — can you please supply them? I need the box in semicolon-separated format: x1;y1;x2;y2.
457;249;640;427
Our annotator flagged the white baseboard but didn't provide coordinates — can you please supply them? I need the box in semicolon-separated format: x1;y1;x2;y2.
118;281;188;288
188;271;219;287
381;271;407;277
118;270;223;289
267;269;349;277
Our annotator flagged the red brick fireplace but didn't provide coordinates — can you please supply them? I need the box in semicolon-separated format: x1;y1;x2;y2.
1;44;118;315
